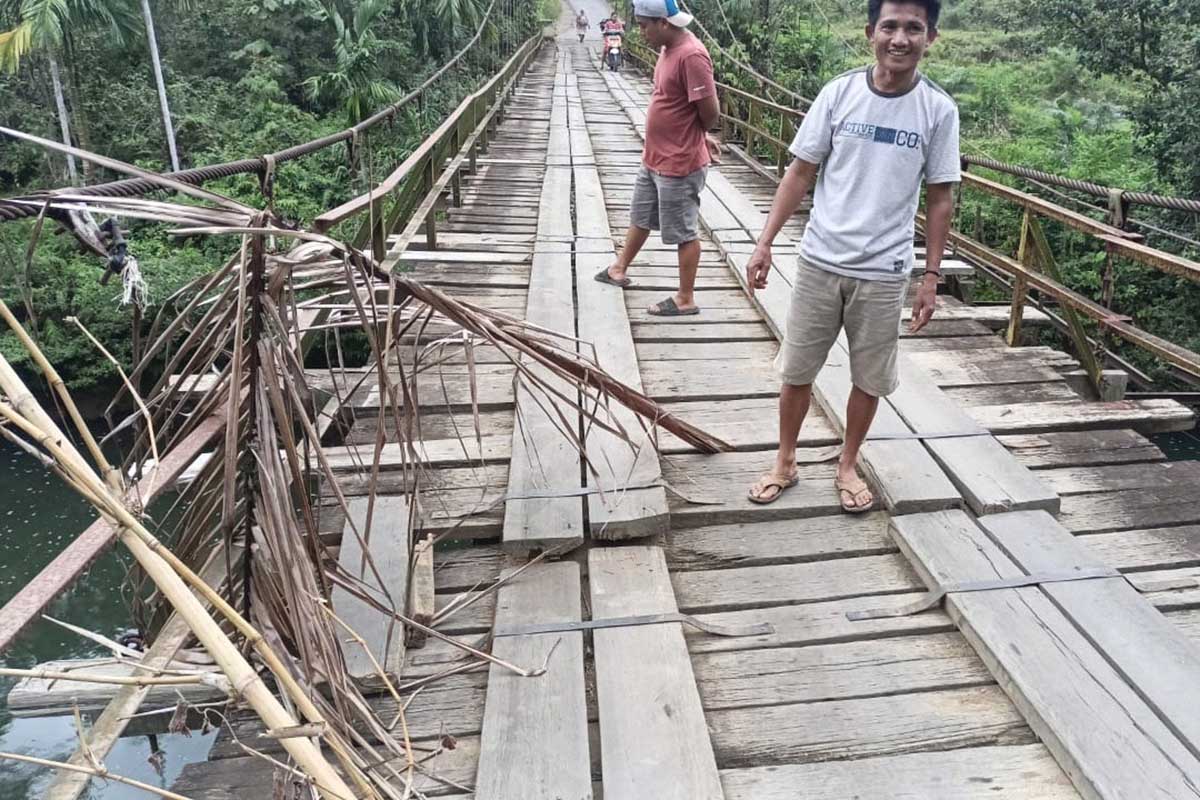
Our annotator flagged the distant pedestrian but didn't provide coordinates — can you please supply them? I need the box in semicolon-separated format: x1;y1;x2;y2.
576;9;589;42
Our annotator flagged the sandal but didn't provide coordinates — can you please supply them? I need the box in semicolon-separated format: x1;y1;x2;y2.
647;297;700;316
834;475;875;514
594;267;631;288
748;470;799;505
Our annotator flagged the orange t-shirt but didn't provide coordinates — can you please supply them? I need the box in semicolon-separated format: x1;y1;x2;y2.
643;33;716;177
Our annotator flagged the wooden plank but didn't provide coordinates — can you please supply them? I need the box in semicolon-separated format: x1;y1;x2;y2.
889;355;1059;514
1078;525;1200;572
661;451;844;528
576;251;670;538
980;510;1200;755
815;345;962;513
683;591;954;656
663;512;892;570
1057;484;1200;534
406;535;435;648
672;553;922;613
969;398;1196;435
474;562;591;799
720;744;1080;800
707;685;1033;768
331;495;411;682
892;510;1200;800
502;254;584;551
1036;460;1200;496
693;631;991;711
998;430;1166;468
588;546;723;800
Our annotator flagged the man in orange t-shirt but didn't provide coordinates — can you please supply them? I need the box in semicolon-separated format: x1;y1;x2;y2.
594;0;721;316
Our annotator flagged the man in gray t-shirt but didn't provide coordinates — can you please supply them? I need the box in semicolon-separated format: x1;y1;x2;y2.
746;0;960;511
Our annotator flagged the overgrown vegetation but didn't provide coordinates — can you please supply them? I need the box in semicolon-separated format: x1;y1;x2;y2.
688;0;1200;387
0;0;544;394
1;0;1197;390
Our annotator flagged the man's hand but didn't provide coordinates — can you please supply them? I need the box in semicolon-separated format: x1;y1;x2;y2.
745;245;772;295
909;276;938;333
706;133;723;165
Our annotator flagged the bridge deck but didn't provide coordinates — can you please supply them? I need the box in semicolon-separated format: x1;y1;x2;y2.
174;29;1200;800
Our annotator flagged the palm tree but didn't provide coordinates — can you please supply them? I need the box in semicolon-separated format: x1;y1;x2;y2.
0;0;138;184
304;0;401;126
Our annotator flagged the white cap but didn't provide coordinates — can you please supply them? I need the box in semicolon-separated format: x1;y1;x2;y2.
633;0;694;27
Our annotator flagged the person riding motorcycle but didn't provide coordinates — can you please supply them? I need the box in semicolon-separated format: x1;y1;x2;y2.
599;12;625;68
575;10;589;42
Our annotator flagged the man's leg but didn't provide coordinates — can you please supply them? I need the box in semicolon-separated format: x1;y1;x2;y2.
838;274;908;510
837;386;880;509
607;166;658;282
606;225;650;282
650;167;705;313
775;383;813;471
673;238;701;311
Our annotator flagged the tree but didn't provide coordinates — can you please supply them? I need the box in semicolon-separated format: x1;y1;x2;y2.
303;0;400;125
1020;0;1200;194
0;0;139;183
140;0;180;170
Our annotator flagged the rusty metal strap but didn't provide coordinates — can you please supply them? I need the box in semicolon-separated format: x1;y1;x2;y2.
847;568;1199;621
494;613;773;639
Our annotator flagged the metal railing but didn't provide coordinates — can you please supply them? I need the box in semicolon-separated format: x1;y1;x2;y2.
623;32;1200;392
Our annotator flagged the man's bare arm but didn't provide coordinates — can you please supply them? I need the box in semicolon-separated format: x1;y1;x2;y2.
695;94;720;131
909;182;955;332
744;158;819;291
922;182;954;273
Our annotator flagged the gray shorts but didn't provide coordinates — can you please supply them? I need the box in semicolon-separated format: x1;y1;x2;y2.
629;164;707;245
774;258;909;397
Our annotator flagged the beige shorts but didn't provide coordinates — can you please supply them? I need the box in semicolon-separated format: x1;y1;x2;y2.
774;259;908;397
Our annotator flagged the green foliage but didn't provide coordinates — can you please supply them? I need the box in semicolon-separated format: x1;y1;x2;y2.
0;0;542;394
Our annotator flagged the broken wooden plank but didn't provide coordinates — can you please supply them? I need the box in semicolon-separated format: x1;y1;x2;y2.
330;495;411;683
474;562;591;799
406;534;436;648
588;546;723;799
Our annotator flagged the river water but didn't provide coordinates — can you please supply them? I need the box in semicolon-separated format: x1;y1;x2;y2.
0;442;213;800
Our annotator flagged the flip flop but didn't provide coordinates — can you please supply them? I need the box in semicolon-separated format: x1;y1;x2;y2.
594;268;631;288
647;297;700;316
834;476;875;514
748;471;799;505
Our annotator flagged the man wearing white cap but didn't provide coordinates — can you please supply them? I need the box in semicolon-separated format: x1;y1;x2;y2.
595;0;722;317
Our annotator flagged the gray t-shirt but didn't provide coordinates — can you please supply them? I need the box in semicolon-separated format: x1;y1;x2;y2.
789;66;961;281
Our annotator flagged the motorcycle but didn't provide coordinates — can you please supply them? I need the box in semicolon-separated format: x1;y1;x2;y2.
604;31;623;72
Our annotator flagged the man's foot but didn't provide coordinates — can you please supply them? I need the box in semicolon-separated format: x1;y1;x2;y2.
748;468;799;505
834;471;874;514
647;296;699;316
594;266;631;288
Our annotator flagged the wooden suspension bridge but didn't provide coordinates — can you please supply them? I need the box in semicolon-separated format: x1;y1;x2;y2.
3;3;1200;799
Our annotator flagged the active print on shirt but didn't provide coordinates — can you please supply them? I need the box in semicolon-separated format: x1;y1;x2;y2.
789;66;961;281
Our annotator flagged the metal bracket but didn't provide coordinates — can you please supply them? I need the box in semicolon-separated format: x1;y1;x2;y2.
494;613;774;639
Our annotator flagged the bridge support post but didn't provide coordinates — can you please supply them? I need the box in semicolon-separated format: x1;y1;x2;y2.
1005;210;1032;347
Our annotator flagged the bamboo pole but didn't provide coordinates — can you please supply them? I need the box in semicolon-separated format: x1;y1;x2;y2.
0;356;359;800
